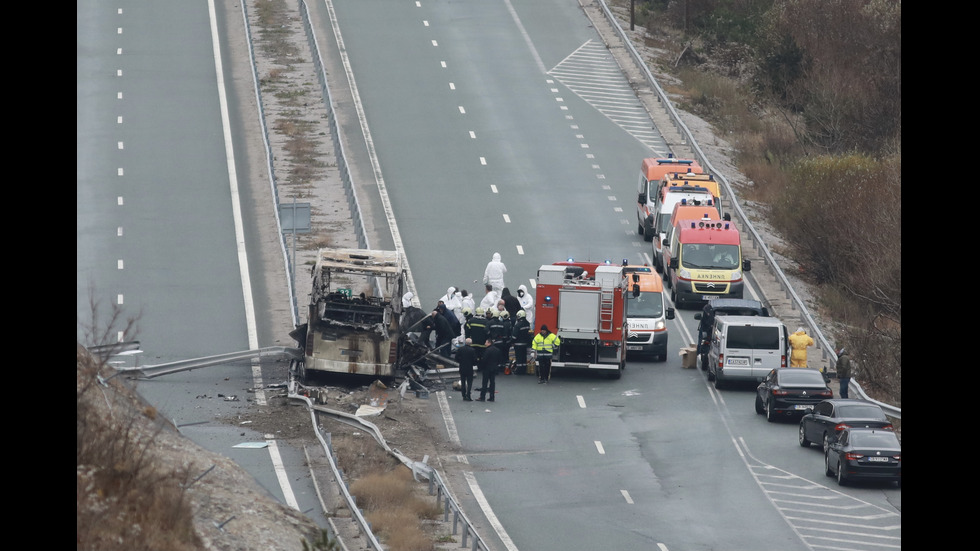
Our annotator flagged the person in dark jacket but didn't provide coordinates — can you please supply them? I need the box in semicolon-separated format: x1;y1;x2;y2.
422;309;454;356
487;309;508;348
455;338;477;401
696;301;715;371
498;310;514;363
477;338;503;402
399;292;426;337
465;308;490;361
835;347;852;399
511;310;532;375
501;287;522;320
437;302;461;339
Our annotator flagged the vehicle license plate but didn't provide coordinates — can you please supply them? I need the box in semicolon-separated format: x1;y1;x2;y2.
726;357;749;366
867;457;889;462
794;404;810;410
627;345;642;351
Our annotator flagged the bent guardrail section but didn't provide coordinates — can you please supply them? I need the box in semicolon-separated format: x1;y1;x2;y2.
110;346;303;379
290;389;491;551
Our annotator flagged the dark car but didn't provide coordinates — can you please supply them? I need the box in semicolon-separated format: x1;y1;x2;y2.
825;427;901;487
799;399;894;452
755;368;832;422
695;298;769;370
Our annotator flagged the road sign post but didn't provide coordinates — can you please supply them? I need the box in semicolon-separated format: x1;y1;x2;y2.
279;200;311;316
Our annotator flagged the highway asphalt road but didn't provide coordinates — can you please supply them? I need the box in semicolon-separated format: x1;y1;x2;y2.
322;1;901;549
77;0;329;528
77;0;901;549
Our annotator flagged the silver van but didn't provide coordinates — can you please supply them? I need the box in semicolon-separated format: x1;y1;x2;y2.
707;316;787;389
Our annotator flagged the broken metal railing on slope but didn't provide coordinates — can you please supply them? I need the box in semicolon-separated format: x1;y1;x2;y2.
296;388;490;551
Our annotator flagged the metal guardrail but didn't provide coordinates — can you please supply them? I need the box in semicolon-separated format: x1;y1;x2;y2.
300;396;491;551
110;346;303;379
594;0;899;420
292;393;386;551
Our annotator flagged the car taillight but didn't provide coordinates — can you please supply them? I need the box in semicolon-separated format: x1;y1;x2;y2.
892;454;901;461
780;355;786;367
845;452;864;460
718;354;723;369
835;423;850;432
818;390;833;397
772;389;788;396
883;424;894;431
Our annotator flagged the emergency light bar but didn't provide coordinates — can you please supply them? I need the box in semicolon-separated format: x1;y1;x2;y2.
692;221;731;230
677;196;713;206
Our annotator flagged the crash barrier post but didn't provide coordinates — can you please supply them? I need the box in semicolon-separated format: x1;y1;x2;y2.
592;0;898;420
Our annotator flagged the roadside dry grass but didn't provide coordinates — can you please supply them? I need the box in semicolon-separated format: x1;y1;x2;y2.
351;467;444;551
76;347;201;551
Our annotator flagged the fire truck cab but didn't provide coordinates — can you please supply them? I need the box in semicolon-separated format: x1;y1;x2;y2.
636;156;703;241
535;261;630;378
664;218;751;308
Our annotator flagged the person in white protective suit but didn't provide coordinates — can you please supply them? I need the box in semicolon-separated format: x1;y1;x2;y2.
479;283;500;312
439;286;464;323
517;284;535;327
483;252;507;295
460;289;476;318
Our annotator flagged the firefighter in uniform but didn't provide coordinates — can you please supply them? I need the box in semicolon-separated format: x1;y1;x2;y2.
511;310;532;375
487;308;507;346
466;308;490;361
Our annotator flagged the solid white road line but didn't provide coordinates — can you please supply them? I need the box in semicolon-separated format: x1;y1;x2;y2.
464;471;520;551
266;439;299;510
209;0;296;509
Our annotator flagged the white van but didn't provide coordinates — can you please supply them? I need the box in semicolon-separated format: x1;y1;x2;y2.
651;187;715;273
707;316;787;389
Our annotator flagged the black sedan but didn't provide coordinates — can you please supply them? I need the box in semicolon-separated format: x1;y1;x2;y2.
755;368;832;422
799;399;894;452
825;427;901;487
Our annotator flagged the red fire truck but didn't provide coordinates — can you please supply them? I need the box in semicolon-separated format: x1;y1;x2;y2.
534;260;631;379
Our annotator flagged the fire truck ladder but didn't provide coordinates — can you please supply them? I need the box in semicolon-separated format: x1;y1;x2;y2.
599;286;615;333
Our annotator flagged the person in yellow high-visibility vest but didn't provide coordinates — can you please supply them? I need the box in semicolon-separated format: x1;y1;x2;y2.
788;327;814;368
532;325;561;384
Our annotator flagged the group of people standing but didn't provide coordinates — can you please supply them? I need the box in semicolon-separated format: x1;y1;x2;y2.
400;252;560;402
